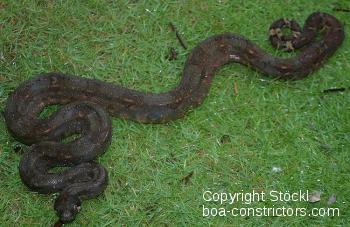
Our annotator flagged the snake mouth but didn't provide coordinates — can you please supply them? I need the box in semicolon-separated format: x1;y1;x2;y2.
59;210;76;223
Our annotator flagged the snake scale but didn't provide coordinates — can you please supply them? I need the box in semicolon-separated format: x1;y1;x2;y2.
3;12;344;223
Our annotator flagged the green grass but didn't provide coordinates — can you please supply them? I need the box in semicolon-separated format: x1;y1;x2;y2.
1;0;350;226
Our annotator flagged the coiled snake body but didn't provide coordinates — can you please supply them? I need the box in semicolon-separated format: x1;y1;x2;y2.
4;12;344;223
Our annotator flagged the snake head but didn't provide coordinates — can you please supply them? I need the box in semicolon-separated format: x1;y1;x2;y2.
54;192;82;223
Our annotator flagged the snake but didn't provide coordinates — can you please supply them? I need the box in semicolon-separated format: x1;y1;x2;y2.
3;12;344;223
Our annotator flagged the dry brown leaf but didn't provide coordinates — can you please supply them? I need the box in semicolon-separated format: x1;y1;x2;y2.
308;191;321;203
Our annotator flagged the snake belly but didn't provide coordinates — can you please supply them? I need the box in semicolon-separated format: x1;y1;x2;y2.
3;12;344;223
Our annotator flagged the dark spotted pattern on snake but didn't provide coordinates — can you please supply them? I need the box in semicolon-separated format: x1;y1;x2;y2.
3;12;344;223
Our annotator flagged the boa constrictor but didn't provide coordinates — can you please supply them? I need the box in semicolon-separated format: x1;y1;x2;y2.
4;12;344;223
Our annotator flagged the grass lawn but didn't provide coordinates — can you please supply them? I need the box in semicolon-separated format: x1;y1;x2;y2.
0;0;349;226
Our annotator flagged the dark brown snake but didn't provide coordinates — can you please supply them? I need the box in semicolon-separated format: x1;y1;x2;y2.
3;12;344;223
